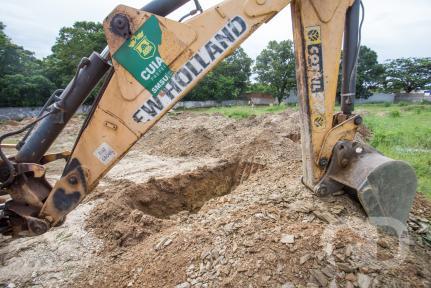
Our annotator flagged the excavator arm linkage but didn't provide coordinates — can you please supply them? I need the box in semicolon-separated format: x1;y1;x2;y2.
0;0;417;236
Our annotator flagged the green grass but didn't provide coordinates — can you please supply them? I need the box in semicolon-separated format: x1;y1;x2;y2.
187;102;431;198
188;103;297;118
357;103;431;198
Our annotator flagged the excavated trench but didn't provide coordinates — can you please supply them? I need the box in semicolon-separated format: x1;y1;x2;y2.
86;160;266;247
124;160;265;219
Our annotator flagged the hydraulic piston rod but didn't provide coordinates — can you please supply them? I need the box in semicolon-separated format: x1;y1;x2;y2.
15;0;192;164
341;0;361;114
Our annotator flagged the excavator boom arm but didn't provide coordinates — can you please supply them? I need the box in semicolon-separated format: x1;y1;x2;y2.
0;0;417;236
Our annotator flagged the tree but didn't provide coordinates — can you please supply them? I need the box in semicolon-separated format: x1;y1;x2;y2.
0;22;54;107
185;47;253;101
0;74;55;107
337;46;386;99
0;22;42;77
223;47;253;97
355;46;385;97
253;40;296;104
384;57;431;93
246;83;273;94
43;21;106;88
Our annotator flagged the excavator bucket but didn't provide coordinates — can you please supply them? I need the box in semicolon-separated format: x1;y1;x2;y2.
317;141;417;229
289;0;418;229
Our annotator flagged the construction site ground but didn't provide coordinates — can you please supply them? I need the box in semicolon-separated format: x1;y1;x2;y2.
0;109;430;288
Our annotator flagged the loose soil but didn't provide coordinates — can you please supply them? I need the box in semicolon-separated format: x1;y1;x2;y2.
0;110;430;288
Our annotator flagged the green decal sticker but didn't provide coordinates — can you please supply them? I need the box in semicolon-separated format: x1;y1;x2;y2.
113;15;173;97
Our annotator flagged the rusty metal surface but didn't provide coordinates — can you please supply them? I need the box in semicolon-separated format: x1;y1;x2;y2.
0;0;196;237
0;151;70;236
39;151;71;165
39;158;89;227
0;0;417;238
316;113;362;168
15;163;46;178
2;175;52;236
315;141;417;227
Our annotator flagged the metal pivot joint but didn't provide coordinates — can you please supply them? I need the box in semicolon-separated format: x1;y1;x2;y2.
110;14;132;39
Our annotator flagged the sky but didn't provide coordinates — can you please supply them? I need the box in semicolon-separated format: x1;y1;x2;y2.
0;0;430;62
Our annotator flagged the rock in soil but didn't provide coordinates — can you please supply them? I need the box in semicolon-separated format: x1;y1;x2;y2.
0;111;430;287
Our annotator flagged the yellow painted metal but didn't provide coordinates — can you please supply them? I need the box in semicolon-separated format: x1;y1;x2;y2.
106;5;198;102
244;0;290;17
39;151;71;165
0;0;414;237
39;0;292;224
38;0;362;226
316;115;360;166
291;0;355;189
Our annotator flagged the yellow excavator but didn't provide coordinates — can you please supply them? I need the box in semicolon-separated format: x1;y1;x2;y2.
0;0;417;237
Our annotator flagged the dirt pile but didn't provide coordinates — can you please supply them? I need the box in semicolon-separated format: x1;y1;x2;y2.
75;111;430;288
84;110;300;252
139;110;301;163
0;110;430;288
